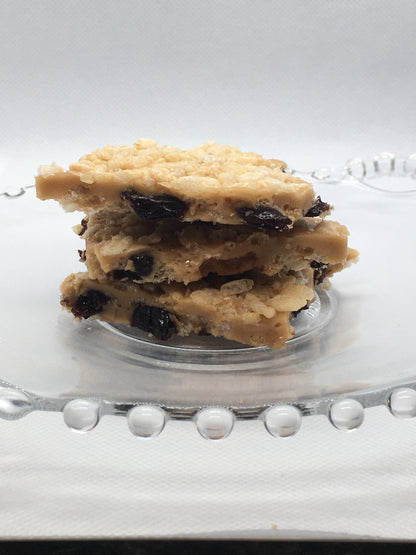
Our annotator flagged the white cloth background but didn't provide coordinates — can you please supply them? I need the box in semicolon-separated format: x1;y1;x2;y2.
1;0;416;540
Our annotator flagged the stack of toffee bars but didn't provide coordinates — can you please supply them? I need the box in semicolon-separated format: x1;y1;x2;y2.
36;139;358;349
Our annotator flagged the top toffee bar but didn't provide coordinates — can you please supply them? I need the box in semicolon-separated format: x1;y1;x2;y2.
36;139;330;229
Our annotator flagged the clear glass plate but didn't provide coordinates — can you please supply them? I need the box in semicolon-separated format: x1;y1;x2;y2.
1;155;415;435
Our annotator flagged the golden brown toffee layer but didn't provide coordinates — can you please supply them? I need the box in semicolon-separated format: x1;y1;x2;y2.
60;269;316;349
36;139;331;228
79;211;354;285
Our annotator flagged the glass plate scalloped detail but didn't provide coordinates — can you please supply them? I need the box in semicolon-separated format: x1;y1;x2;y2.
1;154;416;438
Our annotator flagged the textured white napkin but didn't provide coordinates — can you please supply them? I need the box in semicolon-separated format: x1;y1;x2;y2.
1;406;415;540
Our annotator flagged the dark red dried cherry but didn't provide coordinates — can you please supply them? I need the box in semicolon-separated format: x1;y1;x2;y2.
305;196;330;218
131;253;154;277
131;303;176;340
70;289;110;319
120;190;187;221
237;206;292;231
311;261;328;285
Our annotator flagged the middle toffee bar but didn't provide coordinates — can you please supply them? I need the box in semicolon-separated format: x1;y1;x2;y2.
76;210;355;285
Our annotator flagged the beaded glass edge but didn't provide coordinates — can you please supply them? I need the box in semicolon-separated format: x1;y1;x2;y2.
1;378;416;439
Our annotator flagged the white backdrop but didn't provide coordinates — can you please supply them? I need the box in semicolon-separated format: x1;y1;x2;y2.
1;0;415;185
1;0;416;540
